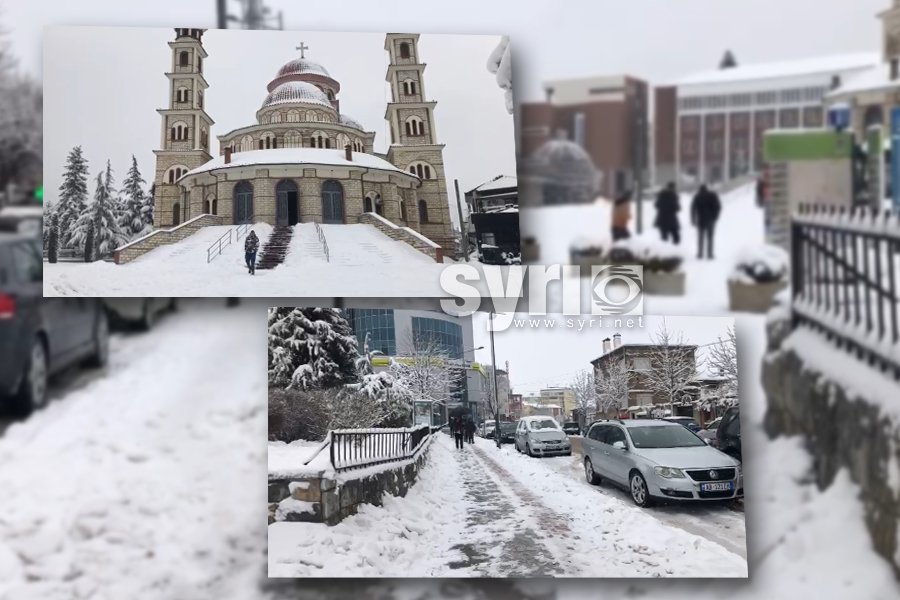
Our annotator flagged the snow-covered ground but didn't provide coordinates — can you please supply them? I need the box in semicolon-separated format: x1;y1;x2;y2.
269;432;747;578
43;222;500;297
521;183;766;315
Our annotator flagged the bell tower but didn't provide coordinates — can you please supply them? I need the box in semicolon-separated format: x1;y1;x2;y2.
384;33;454;251
153;28;215;228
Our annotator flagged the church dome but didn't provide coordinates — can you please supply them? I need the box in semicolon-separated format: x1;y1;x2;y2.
522;137;599;205
339;114;365;131
276;58;331;79
262;81;332;109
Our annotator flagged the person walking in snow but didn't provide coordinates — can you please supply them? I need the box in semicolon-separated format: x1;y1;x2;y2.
691;184;722;260
465;418;476;444
611;190;633;241
244;230;259;275
654;182;681;245
453;417;465;450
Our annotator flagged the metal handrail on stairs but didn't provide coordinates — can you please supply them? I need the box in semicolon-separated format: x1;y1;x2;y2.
206;216;254;263
314;221;330;263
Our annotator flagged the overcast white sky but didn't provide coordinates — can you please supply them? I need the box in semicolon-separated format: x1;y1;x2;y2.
41;25;513;210
471;314;734;395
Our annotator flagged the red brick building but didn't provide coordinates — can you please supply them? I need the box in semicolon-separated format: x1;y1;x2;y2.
519;75;650;199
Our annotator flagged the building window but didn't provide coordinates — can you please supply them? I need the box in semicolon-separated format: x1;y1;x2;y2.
632;357;651;371
804;106;824;128
234;181;254;224
399;42;411;59
284;131;302;148
400;201;408;222
179;51;189;67
172;202;181;226
403;79;417;96
322;180;344;224
405;116;424;136
197;56;202;72
417;199;428;223
166;166;188;184
345;309;397;357
310;131;329;148
287;109;300;122
410;317;463;359
198;91;203;108
171;122;189;141
407;161;433;180
240;135;253;152
779;108;800;129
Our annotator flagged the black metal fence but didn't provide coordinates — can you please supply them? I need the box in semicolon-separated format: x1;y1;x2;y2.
791;204;900;379
329;424;433;472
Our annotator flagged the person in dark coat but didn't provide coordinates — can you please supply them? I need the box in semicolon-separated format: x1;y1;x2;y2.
611;191;633;241
453;417;465;450
465;418;476;444
654;182;681;245
690;185;722;260
244;230;259;275
755;178;766;208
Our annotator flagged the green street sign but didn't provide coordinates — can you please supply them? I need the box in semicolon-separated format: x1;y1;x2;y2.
34;185;43;203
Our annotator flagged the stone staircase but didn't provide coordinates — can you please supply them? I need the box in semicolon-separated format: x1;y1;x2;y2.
256;226;293;270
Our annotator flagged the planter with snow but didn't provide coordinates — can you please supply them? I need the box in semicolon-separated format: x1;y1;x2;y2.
569;237;606;273
521;237;540;263
728;244;789;313
610;237;686;296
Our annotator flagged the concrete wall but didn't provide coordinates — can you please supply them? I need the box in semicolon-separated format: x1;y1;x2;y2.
268;442;431;526
358;212;442;262
764;316;900;577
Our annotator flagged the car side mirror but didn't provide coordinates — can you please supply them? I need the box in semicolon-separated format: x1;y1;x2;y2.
612;441;626;451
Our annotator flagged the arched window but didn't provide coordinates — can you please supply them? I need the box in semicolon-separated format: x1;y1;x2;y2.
353;139;364;152
407;161;434;180
261;114;270;124
166;165;189;184
364;196;373;213
171;121;189;142
308;111;319;122
417;199;428;223
321;180;344;224
335;133;351;151
326;89;335;100
172;202;181;226
198;91;203;108
176;87;189;103
271;111;282;123
212;198;218;215
202;199;210;214
310;131;329;148
405;116;424;137
287;109;300;122
234;181;254;224
399;42;411;59
240;135;253;152
403;79;417;96
276;179;299;226
261;132;277;150
179;51;189;67
284;131;302;148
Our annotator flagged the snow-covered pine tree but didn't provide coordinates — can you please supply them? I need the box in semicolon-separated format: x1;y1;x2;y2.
118;155;148;239
345;332;412;427
47;213;60;263
141;183;155;230
267;307;359;390
56;146;90;249
70;171;126;260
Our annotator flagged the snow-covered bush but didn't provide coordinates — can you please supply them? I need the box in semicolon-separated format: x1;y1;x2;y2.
730;244;789;284
268;387;331;442
610;236;684;273
501;251;521;265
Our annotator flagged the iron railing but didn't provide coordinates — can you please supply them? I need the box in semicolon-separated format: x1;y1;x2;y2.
206;215;253;263
314;221;330;262
329;424;432;472
791;204;900;379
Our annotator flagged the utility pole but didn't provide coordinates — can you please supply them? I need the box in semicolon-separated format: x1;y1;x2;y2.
454;179;469;261
633;87;646;234
489;311;501;449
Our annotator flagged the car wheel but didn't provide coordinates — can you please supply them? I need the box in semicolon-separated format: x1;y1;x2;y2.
629;471;653;507
16;338;48;414
584;457;601;485
526;443;534;457
85;310;110;368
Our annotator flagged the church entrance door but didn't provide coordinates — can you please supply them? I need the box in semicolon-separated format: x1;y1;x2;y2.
234;181;254;225
276;180;300;226
322;180;344;224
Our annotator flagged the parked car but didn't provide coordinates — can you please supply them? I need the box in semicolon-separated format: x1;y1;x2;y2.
662;416;701;433
514;416;572;457
0;206;42;239
582;419;742;507
562;421;582;436
481;419;496;438
104;298;177;330
696;417;723;445
494;421;517;443
716;407;741;461
0;234;109;413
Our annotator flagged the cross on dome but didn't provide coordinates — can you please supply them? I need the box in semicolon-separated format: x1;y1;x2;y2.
296;42;309;59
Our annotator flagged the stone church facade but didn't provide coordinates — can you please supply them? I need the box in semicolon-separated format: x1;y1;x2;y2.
152;29;454;251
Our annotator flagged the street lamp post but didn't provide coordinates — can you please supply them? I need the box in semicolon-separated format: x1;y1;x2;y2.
460;345;484;427
489;312;501;449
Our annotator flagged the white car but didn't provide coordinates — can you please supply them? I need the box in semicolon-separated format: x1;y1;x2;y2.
103;298;176;330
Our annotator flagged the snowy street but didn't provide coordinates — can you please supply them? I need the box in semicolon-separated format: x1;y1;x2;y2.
269;433;747;578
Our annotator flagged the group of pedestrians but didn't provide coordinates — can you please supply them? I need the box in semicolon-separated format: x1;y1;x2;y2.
608;183;723;260
450;415;476;450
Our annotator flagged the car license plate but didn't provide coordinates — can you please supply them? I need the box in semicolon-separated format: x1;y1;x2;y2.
700;482;733;492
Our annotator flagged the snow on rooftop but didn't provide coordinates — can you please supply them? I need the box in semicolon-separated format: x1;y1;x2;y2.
828;62;900;98
472;175;518;193
675;53;879;87
183;148;410;180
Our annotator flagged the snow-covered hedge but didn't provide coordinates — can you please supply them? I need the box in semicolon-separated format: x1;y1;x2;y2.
730;244;789;284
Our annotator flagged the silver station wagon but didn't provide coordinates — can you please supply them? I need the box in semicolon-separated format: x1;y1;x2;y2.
582;419;742;507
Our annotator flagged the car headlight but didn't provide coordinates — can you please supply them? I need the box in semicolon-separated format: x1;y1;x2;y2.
653;466;686;479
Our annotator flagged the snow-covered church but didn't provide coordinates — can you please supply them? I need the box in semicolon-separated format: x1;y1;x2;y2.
152;28;454;251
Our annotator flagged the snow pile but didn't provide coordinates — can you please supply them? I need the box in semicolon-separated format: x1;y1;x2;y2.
267;439;330;478
729;244;789;284
486;36;512;114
